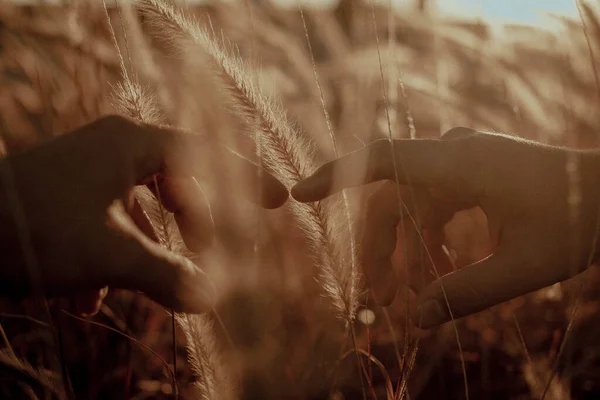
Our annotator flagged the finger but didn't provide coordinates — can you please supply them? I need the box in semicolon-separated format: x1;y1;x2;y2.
361;182;402;305
291;138;464;203
215;147;288;210
406;227;454;294
411;233;569;328
72;286;109;317
129;118;288;209
152;177;214;252
362;183;454;305
392;190;454;294
96;115;288;209
104;212;216;313
129;193;161;243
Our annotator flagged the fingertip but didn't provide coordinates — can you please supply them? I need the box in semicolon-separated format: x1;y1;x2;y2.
290;181;309;202
291;177;323;203
292;160;339;202
261;175;289;209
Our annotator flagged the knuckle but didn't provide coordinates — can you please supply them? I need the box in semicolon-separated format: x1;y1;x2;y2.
95;114;147;146
90;115;133;148
441;126;478;141
444;133;481;180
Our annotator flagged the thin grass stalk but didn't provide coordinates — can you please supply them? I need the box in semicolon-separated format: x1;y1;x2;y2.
341;347;398;400
371;1;417;390
52;308;74;400
381;308;402;378
299;9;366;398
349;324;372;400
370;0;417;388
397;72;413;379
347;347;388;400
512;314;532;365
152;174;179;398
0;313;52;328
396;52;417;385
369;3;469;398
0;323;17;363
101;3;179;397
381;1;417;386
299;9;358;315
62;310;177;388
397;339;419;400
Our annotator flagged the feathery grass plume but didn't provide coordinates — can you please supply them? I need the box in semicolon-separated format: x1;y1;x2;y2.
134;186;238;400
140;0;360;322
111;80;164;125
101;2;181;397
299;11;366;399
176;314;236;400
102;3;232;399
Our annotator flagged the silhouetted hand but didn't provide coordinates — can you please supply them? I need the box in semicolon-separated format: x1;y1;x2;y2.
0;115;288;315
292;127;600;328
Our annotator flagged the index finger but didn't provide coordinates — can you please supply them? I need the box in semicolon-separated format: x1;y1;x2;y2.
291;138;462;203
104;115;289;209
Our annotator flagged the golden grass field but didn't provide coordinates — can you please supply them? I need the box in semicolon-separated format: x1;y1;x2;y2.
2;0;600;399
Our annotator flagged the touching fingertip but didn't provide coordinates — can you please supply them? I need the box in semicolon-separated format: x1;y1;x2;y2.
290;184;305;202
262;182;289;209
291;181;317;203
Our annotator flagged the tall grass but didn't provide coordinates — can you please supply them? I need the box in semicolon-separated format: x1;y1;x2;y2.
4;0;600;398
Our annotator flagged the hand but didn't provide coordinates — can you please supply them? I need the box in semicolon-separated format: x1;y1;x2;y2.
0;115;288;314
291;128;600;328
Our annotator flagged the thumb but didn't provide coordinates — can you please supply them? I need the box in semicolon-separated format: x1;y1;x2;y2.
411;232;572;328
105;224;216;313
411;250;513;329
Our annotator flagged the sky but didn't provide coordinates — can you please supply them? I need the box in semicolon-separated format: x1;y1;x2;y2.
437;0;578;25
